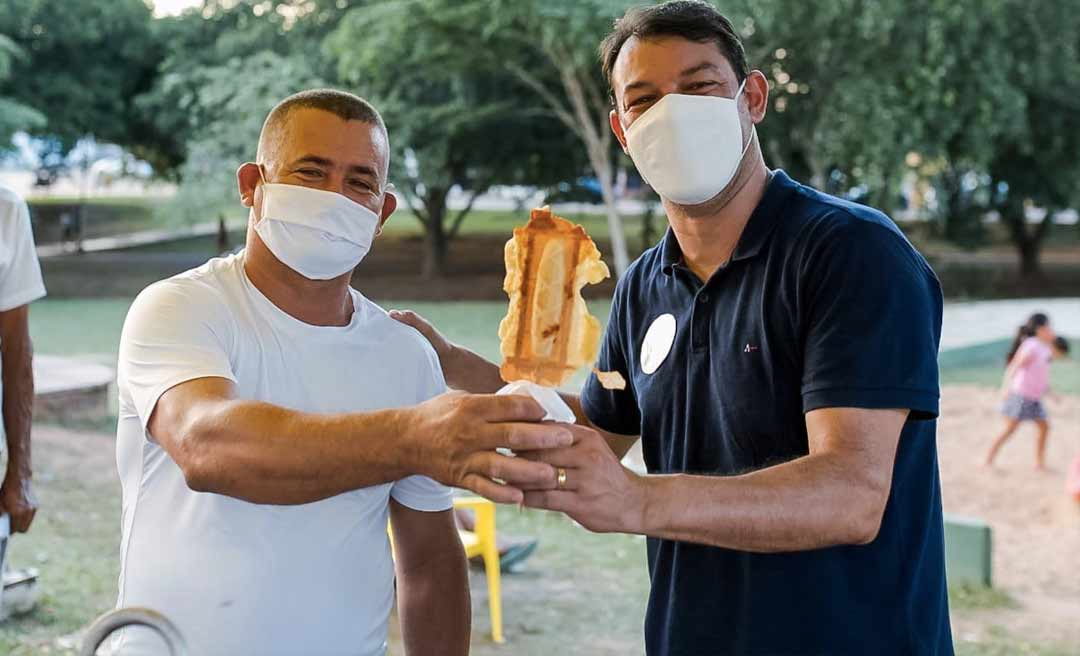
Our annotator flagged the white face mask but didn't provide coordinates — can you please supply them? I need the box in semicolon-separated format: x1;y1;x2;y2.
625;80;754;206
254;175;382;280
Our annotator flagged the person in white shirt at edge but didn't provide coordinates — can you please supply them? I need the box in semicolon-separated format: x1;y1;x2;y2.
0;185;45;539
114;89;581;656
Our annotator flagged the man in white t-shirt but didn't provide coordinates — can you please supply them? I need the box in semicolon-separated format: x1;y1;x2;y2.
0;185;45;538
115;89;582;655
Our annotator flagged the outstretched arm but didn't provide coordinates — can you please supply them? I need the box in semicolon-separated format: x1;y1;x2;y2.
390;500;470;656
522;407;906;552
149;377;569;505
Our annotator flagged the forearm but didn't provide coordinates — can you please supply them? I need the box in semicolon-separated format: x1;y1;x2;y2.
639;453;889;552
180;399;414;504
396;545;470;655
443;344;504;393
1;339;34;479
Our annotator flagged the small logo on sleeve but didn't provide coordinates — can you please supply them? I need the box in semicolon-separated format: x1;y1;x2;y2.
743;343;759;353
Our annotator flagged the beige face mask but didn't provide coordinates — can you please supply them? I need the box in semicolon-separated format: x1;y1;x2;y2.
625;79;752;206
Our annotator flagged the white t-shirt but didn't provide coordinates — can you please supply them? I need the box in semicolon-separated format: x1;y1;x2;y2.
114;252;452;656
0;185;46;312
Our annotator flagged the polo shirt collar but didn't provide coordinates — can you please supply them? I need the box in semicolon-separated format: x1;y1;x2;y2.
660;169;797;275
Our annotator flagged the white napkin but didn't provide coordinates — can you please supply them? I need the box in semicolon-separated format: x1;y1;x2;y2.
497;380;576;424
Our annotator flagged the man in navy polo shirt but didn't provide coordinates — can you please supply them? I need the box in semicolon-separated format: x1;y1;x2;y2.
394;1;952;653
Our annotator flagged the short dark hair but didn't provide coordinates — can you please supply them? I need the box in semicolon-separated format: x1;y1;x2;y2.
1054;335;1070;355
599;1;749;104
257;88;387;163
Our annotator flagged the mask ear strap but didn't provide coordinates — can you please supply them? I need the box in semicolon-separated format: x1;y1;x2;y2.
740;124;756;159
736;76;755;158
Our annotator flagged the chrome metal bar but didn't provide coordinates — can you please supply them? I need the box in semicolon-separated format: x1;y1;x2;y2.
79;607;187;656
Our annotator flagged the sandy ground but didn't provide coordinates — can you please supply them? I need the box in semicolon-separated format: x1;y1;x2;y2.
938;385;1080;648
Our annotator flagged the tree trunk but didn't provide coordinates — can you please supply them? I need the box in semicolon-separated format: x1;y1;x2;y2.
547;56;629;276
1018;237;1041;278
421;188;450;279
1000;202;1047;279
640;197;658;252
592;153;630;276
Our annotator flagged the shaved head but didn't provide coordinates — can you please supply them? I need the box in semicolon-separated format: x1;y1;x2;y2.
257;89;389;176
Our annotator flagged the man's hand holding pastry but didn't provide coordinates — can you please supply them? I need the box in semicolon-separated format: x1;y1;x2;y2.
403;392;573;504
516;423;647;534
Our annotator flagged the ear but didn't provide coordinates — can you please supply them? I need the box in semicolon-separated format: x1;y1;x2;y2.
610;109;630;154
375;188;398;237
237;162;262;208
745;70;769;124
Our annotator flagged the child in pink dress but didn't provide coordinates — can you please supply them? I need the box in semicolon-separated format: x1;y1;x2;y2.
984;313;1061;470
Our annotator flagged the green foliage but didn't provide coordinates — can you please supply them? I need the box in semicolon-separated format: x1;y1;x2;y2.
6;0;1077;275
948;584;1016;611
731;0;1020;214
0;35;44;146
328;0;588;275
0;0;159;157
167;50;324;224
985;1;1080;273
139;1;355;220
134;0;351;177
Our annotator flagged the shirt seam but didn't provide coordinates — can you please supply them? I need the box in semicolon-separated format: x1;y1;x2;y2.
389;486;454;512
138;369;239;437
801;384;939;396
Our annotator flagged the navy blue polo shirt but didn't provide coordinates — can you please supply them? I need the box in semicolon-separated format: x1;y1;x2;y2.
582;171;952;656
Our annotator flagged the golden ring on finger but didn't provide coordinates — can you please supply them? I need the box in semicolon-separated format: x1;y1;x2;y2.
557;467;568;490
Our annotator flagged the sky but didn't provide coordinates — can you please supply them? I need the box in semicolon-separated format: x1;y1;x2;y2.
149;0;204;17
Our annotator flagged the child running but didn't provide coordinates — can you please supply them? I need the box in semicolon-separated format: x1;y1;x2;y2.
984;313;1067;469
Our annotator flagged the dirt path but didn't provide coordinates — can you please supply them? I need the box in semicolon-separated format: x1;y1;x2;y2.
938;385;1080;648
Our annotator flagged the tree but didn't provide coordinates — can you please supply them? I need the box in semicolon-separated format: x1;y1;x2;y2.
328;0;588;277
0;0;160;160
140;0;355;221
984;0;1080;277
727;0;940;213
169;51;325;223
395;0;632;275
135;0;353;178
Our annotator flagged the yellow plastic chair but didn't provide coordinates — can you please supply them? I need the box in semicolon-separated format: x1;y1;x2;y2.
452;496;503;644
388;496;503;644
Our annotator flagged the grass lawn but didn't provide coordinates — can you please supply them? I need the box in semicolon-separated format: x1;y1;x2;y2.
940;337;1080;395
29;298;133;360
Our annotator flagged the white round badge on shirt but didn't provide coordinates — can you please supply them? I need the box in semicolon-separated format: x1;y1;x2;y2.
640;313;677;375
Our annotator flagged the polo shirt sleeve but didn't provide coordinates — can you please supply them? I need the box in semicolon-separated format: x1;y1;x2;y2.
800;216;942;420
118;278;238;441
580;281;641;436
0;192;47;311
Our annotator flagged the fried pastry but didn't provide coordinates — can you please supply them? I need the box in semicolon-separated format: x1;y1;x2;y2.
498;207;610;387
592;368;627;391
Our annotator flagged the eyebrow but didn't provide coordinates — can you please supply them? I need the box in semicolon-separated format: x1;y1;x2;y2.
289;155;379;179
622;61;725;96
679;61;722;78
